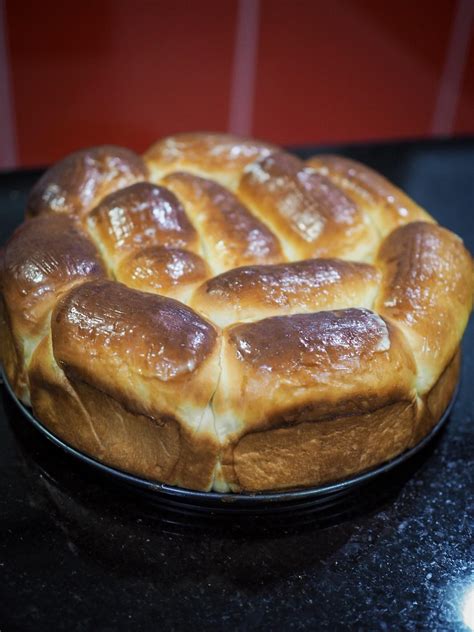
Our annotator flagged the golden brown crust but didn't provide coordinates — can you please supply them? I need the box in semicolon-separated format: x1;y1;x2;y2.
213;309;417;445
238;151;379;261
87;182;200;267
46;279;222;490
52;280;219;400
144;132;277;189
1;215;105;400
2;216;105;338
116;246;210;302
412;349;461;446
29;335;219;490
26;145;147;220
191;259;380;327
218;349;461;492
1;135;471;493
221;400;416;492
306;154;434;235
376;222;473;393
161;172;283;273
214;308;418;491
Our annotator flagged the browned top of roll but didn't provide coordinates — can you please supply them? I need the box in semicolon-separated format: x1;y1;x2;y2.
161;172;283;272
2;215;105;337
116;246;209;302
375;221;473;393
144;132;277;188
87;182;200;264
238;151;378;261
229;309;396;373
26;146;147;220
306;154;433;235
191;259;380;326
52;280;218;385
214;308;417;434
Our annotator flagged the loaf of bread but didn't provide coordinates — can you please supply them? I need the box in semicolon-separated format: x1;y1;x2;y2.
1;134;472;492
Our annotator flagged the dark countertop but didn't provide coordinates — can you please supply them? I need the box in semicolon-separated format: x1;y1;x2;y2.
0;138;473;631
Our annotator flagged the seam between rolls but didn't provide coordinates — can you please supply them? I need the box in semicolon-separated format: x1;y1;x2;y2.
23;281;95;400
359;202;383;265
173;189;218;276
232;180;287;263
82;219;117;281
46;331;106;454
208;334;224;489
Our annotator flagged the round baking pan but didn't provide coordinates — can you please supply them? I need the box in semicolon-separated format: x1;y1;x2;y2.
1;368;457;516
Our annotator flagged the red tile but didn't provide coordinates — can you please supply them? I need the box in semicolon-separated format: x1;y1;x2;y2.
6;0;238;166
455;29;474;134
253;0;458;144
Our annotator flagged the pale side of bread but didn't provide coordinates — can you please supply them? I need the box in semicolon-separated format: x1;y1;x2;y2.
1;134;472;491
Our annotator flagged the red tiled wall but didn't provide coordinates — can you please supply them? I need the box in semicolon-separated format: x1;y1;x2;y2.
254;0;458;143
3;0;474;167
455;27;474;133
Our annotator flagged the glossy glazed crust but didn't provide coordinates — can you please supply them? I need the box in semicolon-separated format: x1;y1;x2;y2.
161;172;283;273
87;182;200;267
144;132;277;189
191;259;381;327
116;246;210;302
0;215;105;400
218;348;461;493
238;151;379;261
306;154;434;235
1;133;473;492
375;222;473;394
51;280;220;419
27;146;147;221
214;309;417;436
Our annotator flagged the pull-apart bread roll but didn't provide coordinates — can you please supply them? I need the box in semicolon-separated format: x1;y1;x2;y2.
27;145;148;221
0;215;105;402
29;281;220;490
145;132;276;190
1;134;472;492
215;309;417;491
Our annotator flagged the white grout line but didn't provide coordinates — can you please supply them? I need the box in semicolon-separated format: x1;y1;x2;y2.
0;0;18;168
431;0;474;135
228;0;260;136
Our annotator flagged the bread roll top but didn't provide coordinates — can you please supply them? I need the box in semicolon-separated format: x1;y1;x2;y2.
213;308;417;438
145;132;276;189
26;145;147;220
161;171;283;273
53;279;218;381
376;221;473;393
52;279;221;433
116;246;210;302
0;214;105;400
87;182;200;266
238;151;379;261
2;216;105;337
191;259;380;327
306;154;434;235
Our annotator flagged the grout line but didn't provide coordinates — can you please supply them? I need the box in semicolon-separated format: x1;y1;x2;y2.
228;0;261;136
0;0;18;168
431;0;474;135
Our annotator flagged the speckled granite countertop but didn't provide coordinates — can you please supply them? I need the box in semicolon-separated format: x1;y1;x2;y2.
0;138;473;631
